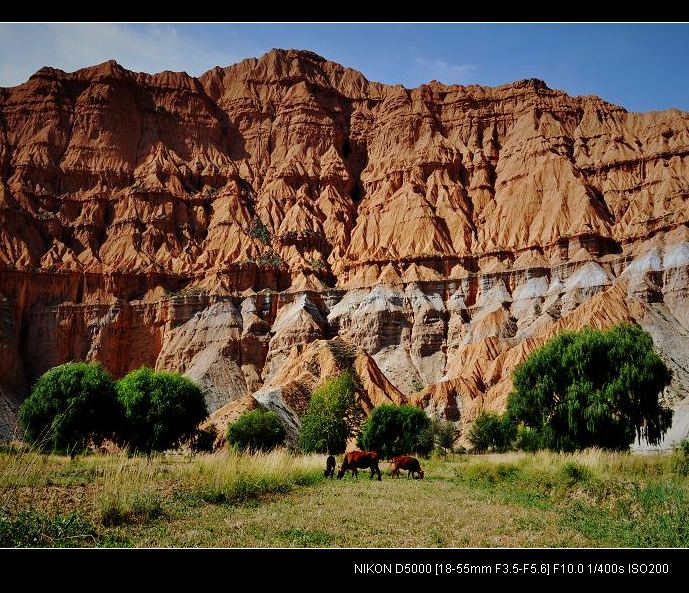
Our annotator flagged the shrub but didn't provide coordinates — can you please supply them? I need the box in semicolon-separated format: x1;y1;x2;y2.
99;490;165;527
228;409;286;453
515;424;542;452
461;462;521;487
299;371;362;454
507;323;673;451
327;339;357;369
249;217;270;244
560;461;593;485
434;418;458;455
416;424;435;459
256;250;284;268
116;368;208;455
307;258;326;271
468;412;515;453
18;362;121;458
410;379;425;393
357;404;432;458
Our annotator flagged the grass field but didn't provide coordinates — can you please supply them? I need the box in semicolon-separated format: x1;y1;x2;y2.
1;447;688;547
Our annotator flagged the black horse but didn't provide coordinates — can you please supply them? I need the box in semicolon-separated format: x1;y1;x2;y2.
324;454;336;478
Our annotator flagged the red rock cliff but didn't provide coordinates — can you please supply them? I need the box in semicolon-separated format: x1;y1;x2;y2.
2;49;689;445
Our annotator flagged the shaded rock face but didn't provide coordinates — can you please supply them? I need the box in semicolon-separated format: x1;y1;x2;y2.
2;49;689;447
156;300;260;413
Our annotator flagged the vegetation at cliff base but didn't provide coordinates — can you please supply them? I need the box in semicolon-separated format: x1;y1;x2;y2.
507;323;673;451
468;412;516;453
18;362;121;458
299;371;362;454
357;404;433;458
116;368;208;455
19;364;209;458
434;418;459;456
4;323;686;548
228;410;286;452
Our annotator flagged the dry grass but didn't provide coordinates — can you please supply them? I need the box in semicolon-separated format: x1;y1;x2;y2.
131;471;584;548
477;448;679;477
95;450;323;525
1;448;688;547
0;448;323;545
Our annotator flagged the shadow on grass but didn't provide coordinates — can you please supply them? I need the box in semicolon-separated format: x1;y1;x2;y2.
186;473;323;507
278;528;334;547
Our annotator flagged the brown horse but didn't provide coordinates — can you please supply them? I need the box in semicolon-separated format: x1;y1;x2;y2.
337;450;382;481
390;455;424;479
324;455;336;478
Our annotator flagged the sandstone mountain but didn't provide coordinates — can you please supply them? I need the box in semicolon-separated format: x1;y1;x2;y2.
205;337;404;446
1;49;688;446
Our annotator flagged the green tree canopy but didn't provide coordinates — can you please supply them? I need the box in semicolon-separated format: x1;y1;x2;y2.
434;417;459;455
227;409;286;452
116;368;208;455
507;323;673;451
18;362;121;457
468;412;515;453
299;370;362;454
357;404;433;458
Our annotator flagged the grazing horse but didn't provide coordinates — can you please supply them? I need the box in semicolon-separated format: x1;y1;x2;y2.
337;450;382;481
390;455;425;479
324;455;336;478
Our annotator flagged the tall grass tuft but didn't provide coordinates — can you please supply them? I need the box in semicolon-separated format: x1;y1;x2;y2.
96;456;166;526
560;461;593;485
89;449;323;523
672;440;689;477
184;449;323;504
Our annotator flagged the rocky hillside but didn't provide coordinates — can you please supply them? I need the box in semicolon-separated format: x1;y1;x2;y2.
1;49;689;445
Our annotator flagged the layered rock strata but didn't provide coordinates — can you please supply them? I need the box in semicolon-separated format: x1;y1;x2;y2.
1;49;689;446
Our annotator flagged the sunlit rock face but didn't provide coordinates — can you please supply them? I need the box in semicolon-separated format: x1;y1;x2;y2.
2;49;689;447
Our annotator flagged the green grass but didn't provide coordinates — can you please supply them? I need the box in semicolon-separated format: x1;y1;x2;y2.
0;510;97;547
449;450;689;547
1;448;688;547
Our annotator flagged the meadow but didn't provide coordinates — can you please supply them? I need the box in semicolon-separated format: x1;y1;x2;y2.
1;447;688;547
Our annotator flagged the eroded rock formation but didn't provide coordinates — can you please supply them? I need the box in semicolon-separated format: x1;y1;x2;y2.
2;49;689;446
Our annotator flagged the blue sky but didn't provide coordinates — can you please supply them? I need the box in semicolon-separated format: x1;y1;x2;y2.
0;23;687;112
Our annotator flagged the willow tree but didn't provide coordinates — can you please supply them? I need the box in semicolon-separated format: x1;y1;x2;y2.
299;371;362;454
357;404;433;458
116;368;207;455
19;362;121;458
507;323;673;451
